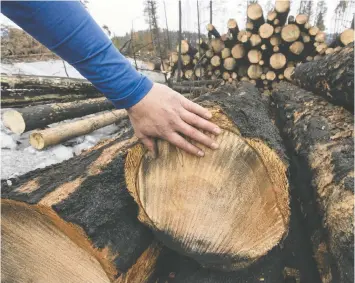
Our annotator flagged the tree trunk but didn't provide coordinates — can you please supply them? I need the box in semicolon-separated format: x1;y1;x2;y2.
125;82;290;271
291;43;354;111
1;132;160;282
247;3;265;30
2;98;114;134
272;81;354;283
30;110;128;149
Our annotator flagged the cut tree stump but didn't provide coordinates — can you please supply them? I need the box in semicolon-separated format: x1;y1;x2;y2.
2;98;114;134
1;128;162;282
30;110;128;149
272;82;354;283
292;43;354;111
125;82;290;271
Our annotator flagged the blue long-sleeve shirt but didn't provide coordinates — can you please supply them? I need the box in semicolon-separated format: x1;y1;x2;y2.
1;1;153;109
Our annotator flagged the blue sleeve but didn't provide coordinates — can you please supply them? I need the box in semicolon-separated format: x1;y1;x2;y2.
1;1;153;109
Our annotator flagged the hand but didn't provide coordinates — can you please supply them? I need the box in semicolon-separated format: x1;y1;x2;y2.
126;83;221;157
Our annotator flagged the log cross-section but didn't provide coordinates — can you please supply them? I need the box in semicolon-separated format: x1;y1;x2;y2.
125;83;290;271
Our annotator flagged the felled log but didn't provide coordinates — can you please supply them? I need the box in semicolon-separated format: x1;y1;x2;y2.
247;3;265;30
2;98;114;134
30;110;128;149
275;0;290;25
1;131;165;282
125;82;290;271
259;23;274;39
272;82;354;283
1;74;101;107
281;24;300;42
207;24;221;38
291;43;354;111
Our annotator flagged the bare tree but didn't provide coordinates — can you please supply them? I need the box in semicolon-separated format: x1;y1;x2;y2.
314;1;327;31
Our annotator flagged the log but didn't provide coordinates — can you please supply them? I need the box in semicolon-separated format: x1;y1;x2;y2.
272;81;354;283
275;0;290;25
247;64;263;79
223;57;236;71
221;47;231;59
270;35;281;46
316;43;328;55
2;98;114;134
207;24;221;38
205;49;214;58
339;29;354;46
283;66;295;81
267;10;277;24
289;41;304;55
295;14;308;26
281;24;300;42
247;3;265;30
231;44;246;59
184;69;194;80
1;132;162;282
274;26;282;34
210;55;221;67
259;23;274;39
177;40;191;54
315;31;326;43
1;74;102;108
30;110;128;150
222;71;230;81
248;49;262;64
126;82;290;271
227;19;239;40
266;70;276;81
246;21;254;32
270;53;287;70
250;34;262;47
309;26;319;36
210;38;225;54
292;43;354;111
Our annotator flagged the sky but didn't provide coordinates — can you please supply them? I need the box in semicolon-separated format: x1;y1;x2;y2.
0;0;352;37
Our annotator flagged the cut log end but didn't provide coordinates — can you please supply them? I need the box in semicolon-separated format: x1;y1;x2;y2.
2;110;26;134
231;44;246;59
281;24;300;42
275;0;290;13
248;49;262;64
259;23;274;39
247;64;263;79
340;29;355;46
289;41;304;55
270;53;287;70
125;107;289;271
295;14;308;25
247;3;263;21
223;57;237;71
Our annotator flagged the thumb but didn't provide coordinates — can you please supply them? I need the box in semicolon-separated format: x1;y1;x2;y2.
141;136;157;159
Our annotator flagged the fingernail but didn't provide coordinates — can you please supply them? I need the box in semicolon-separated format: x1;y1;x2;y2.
205;112;212;119
214;127;222;134
211;142;219;149
197;150;204;157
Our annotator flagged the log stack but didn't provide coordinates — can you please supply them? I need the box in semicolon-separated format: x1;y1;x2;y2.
166;0;355;91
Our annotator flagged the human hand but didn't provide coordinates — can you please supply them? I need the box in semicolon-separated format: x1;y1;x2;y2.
126;83;221;157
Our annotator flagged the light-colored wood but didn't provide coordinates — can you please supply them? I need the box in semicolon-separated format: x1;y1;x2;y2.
295;14;308;25
247;3;263;20
221;48;231;59
270;53;287;70
248;49;262;64
210;38;225;53
267;10;277;22
211;55;221;67
270;35;281;46
205;49;214;58
289;41;304;55
316;43;328;55
223;57;237;71
309;26;319;36
181;54;191;66
340;29;354;46
195;67;205;78
30;110;127;150
222;72;231;81
325;48;335;55
247;64;263;79
1;200;110;283
274;26;282;34
259;60;265;66
273;46;280;52
178;40;190;54
259;23;274;39
315;31;326;43
301;32;311;43
250;34;262;47
231;44;246;59
266;70;276;81
281;24;300;42
184;69;194;80
275;0;290;13
246;21;254;31
284;67;295;81
126;109;289;271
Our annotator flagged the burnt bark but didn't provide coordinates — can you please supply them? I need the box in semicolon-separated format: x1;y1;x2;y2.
272;81;354;283
291;43;354;112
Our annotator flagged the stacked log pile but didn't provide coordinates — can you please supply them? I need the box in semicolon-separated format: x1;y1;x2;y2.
165;1;355;91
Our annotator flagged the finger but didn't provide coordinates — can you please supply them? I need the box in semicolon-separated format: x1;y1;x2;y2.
177;121;218;150
141;136;157;158
180;110;221;135
181;98;212;120
167;132;205;157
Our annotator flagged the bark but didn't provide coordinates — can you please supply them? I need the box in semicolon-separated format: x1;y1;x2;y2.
2;98;114;134
30;110;128;150
1;127;158;282
292;43;354;112
272;81;354;283
1;74;102;107
126;82;290;271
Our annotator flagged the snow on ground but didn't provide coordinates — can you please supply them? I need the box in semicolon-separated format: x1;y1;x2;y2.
1;58;166;83
1;58;162;180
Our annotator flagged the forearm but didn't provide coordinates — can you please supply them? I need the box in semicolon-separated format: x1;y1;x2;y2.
1;1;153;109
